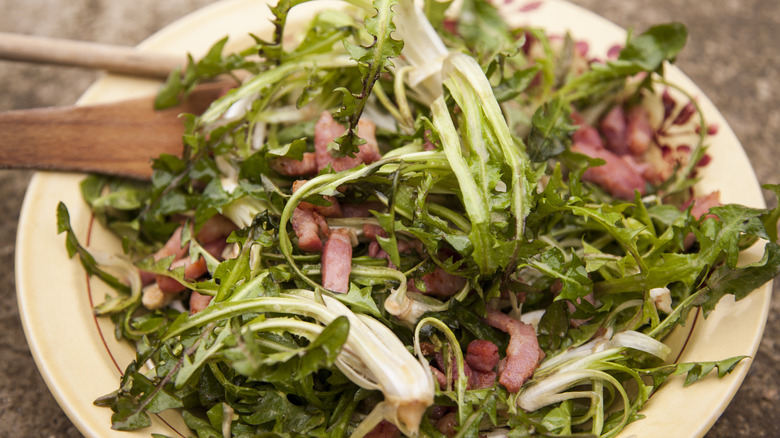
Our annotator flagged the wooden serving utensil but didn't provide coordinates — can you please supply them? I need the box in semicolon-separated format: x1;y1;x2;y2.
0;32;227;179
0;82;229;179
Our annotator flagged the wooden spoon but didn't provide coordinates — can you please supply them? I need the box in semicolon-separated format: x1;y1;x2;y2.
0;32;228;179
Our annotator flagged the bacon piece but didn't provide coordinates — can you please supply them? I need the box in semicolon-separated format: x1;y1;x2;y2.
271;152;317;176
571;141;646;199
292;207;328;252
197;215;238;243
292;180;342;218
435;412;458;438
341;201;384;218
465;340;499;372
156;240;228;293
365;420;400;438
627;105;653;156
408;267;467;298
321;228;354;293
600;105;629;156
430;365;448;390
685;190;721;220
486;310;545;393
571;112;603;148
469;369;497;389
314;112;382;172
189;291;213;315
143;216;235;286
363;223;387;240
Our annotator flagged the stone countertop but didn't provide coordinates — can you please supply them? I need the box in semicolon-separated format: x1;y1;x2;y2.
0;0;777;437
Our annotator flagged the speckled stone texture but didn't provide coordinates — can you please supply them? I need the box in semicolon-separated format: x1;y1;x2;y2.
0;1;777;437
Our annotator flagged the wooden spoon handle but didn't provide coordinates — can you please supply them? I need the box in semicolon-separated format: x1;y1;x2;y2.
0;31;183;78
0;81;231;179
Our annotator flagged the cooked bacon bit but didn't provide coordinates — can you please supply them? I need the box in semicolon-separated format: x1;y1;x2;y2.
571;142;646;199
368;240;387;259
600;105;629;155
365;420;400;438
154;225;189;262
321;228;354;293
435;412;458;438
189;291;213;315
428;405;450;421
465;340;499;372
662;89;677;119
486;310;545;393
685;190;721;220
341;201;384;218
292;180;342;218
143;216;235;287
518;1;543;12
607;44;622;59
156;240;228;294
627;106;653;156
409;267;467;298
696;153;712;167
270;152;317;176
571;112;604;149
673;101;696;126
418;341;437;357
156;256;206;293
292;207;328;252
197;215;238;243
469;369;497;389
314;112;382;172
363;223;387;240
430;365;448;389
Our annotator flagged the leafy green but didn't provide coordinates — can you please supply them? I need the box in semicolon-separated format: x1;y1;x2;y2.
57;1;780;437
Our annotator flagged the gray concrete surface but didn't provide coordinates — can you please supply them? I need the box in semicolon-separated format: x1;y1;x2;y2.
0;0;777;437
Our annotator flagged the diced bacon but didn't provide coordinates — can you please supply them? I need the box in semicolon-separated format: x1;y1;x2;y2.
409;267;467;298
271;152;317;176
156;259;200;293
292;179;342;218
154;225;189;262
627;106;653;156
435;412;458;438
430;365;447;390
571;112;603;148
465;340;499;372
364;420;400;438
685;190;721;220
292;207;328;252
429;405;450;421
368;240;387;259
600;105;629;156
321;228;354;293
314;112;382;172
197;214;238;243
189;291;213;315
485;310;545;393
363;223;387;240
469;369;497;389
142;216;236;285
341;201;384;218
572;141;646;199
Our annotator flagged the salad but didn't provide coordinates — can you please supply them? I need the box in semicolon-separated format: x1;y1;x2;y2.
56;0;780;436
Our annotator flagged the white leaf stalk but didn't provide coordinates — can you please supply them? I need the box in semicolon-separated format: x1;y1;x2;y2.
393;0;449;106
164;289;434;435
516;328;671;435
